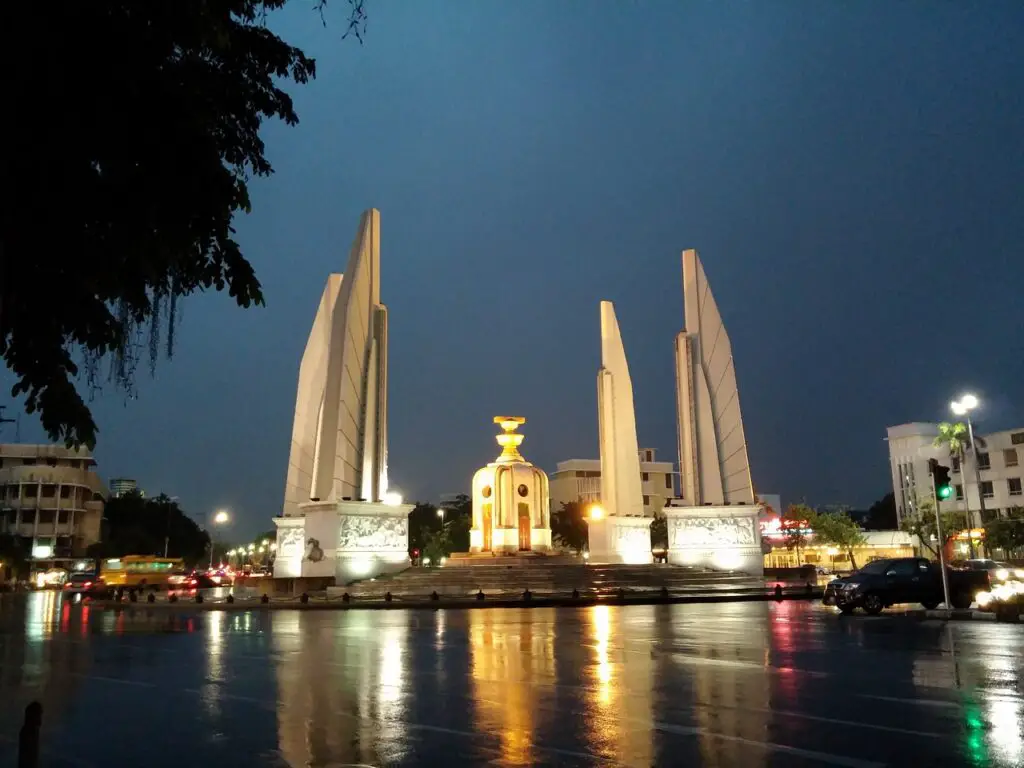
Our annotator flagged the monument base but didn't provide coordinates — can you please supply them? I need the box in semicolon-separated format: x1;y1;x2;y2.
469;527;552;554
586;515;653;564
663;504;764;576
273;499;413;584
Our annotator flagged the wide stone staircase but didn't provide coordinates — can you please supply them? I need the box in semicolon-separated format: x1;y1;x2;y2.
340;561;762;599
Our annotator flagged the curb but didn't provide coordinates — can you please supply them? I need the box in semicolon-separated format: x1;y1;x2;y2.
79;589;824;613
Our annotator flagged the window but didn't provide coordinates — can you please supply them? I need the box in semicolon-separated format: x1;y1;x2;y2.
665;474;673;489
955;484;964;501
1004;449;1018;468
977;452;991;470
37;509;55;524
1012;432;1024;446
641;472;649;482
41;485;55;498
887;561;917;576
952;456;961;472
1009;478;1022;497
642;495;650;506
24;485;37;498
22;458;36;466
57;510;69;524
981;481;994;499
981;508;999;523
575;471;585;478
646;450;653;461
59;486;70;499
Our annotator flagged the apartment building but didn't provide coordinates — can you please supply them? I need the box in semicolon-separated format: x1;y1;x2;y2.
549;448;675;516
0;444;106;558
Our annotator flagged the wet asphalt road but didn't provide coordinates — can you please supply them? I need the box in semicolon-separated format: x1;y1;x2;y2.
0;593;1021;767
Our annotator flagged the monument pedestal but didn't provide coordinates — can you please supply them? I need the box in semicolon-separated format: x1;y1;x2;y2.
273;499;412;584
586;515;653;564
663;504;764;576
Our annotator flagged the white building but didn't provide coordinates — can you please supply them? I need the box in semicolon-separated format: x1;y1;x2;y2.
549;448;675;516
109;478;140;498
0;444;106;558
887;422;1024;528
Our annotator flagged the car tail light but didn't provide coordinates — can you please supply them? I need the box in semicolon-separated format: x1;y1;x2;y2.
84;582;92;588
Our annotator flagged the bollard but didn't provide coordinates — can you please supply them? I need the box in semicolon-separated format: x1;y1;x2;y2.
571;588;579;599
260;594;270;604
774;584;784;601
660;586;669;599
169;594;178;604
385;592;393;603
129;589;138;603
523;589;532;602
476;590;485;601
300;593;309;605
226;594;234;604
195;593;204;604
147;592;155;604
616;588;625;601
430;591;439;601
18;701;42;768
115;588;123;603
342;592;351;603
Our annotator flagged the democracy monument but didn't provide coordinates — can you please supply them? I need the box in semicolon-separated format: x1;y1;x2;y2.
273;209;763;584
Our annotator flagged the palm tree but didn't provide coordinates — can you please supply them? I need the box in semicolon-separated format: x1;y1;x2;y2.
934;421;986;557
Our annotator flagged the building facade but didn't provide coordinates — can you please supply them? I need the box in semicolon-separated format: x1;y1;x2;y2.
549;448;675;517
0;444;106;558
109;478;139;498
887;422;1024;528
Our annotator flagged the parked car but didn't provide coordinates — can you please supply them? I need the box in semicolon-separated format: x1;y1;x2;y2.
822;557;990;614
62;572;102;597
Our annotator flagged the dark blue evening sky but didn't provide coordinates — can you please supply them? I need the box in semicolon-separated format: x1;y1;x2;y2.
6;1;1023;538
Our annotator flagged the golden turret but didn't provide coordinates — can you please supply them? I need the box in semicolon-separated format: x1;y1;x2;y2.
494;416;526;461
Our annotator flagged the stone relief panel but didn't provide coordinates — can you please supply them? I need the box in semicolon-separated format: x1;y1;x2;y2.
615;525;651;551
669;516;757;548
338;515;408;551
278;526;306;559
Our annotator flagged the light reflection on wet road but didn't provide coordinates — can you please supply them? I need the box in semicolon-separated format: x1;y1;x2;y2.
0;594;1022;766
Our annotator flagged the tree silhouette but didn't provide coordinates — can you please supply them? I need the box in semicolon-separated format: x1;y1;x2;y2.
3;1;366;447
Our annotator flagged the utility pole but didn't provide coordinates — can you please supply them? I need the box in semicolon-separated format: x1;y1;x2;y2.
0;406;15;438
929;461;953;612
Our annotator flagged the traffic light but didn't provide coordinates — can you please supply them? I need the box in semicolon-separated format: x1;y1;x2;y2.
929;459;953;500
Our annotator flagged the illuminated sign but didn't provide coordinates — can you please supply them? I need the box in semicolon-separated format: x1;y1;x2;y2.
759;517;813;539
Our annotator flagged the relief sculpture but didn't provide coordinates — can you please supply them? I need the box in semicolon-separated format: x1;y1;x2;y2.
279;526;305;557
338;515;408;551
670;516;757;548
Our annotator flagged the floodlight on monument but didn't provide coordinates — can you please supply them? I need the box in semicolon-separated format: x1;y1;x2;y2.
589;505;605;521
382;491;403;506
270;542;277;552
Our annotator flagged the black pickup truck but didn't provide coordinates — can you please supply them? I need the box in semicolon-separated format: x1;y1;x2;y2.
822;557;990;614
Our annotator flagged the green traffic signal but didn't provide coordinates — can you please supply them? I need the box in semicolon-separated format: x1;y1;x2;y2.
937;484;953;500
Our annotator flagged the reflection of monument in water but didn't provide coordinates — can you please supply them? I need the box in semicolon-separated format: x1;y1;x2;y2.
273;611;411;766
274;209;412;584
468;608;556;764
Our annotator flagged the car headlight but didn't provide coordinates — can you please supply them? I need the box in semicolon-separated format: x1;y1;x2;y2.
1015;569;1024;580
996;569;1009;581
841;582;862;591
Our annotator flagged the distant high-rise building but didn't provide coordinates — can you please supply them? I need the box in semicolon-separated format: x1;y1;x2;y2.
109;478;140;498
549;448;676;517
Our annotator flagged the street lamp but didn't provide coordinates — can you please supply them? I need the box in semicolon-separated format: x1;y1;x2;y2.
436;507;445;527
951;394;986;558
209;509;230;569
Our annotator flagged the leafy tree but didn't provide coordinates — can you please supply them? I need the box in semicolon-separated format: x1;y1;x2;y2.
650;512;668;551
934;421;972;461
89;491;210;566
551;501;589;553
407;502;442;555
809;509;867;570
984;508;1024;559
3;0;366;448
864;492;897;530
899;496;966;559
782;504;814;561
0;534;31;580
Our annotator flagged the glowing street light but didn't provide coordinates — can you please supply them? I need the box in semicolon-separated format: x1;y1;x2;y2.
951;393;986;558
213;509;230;525
589;505;605;521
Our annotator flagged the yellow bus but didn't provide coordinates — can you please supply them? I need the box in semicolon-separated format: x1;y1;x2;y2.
99;556;186;590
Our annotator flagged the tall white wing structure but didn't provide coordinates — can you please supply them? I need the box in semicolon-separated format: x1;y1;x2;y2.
675;249;754;506
597;301;645;518
283;209;389;517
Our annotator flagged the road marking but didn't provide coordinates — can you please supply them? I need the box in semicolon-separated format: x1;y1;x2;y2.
861;694;962;709
70;672;155;688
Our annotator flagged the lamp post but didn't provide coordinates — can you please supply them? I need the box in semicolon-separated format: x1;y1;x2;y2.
951;395;985;558
208;509;230;569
